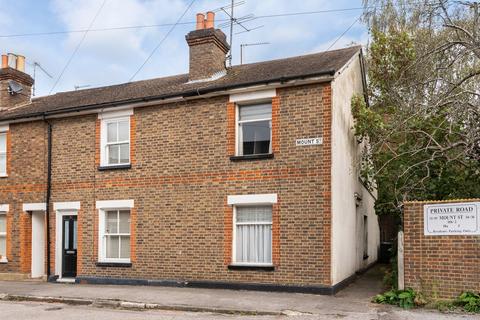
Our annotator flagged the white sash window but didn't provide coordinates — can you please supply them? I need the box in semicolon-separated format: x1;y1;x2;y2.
234;206;272;265
99;110;132;167
0;211;6;262
0;133;6;176
237;104;272;156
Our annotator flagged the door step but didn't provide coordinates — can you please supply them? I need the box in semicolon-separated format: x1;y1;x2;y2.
56;278;76;283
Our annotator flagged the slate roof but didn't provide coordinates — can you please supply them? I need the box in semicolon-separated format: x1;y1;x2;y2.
0;45;361;121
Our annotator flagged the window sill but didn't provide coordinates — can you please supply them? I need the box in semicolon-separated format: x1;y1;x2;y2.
98;164;131;171
0;258;8;264
228;264;275;271
96;262;132;268
0;175;7;178
230;153;274;161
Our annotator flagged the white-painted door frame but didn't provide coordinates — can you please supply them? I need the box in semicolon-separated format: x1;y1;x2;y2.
31;211;46;278
55;209;78;279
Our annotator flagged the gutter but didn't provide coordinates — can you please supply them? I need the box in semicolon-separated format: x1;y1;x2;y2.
0;70;336;123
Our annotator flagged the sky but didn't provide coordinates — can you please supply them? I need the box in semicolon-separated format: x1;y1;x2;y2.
0;0;368;97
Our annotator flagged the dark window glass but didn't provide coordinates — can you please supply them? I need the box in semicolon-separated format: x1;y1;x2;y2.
241;120;271;155
238;104;272;155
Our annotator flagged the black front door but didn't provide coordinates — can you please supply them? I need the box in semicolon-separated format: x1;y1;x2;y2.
62;215;77;278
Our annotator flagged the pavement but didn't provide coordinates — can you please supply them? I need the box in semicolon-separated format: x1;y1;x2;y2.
0;265;477;319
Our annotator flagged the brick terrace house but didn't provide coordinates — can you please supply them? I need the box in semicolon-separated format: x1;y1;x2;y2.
0;13;379;294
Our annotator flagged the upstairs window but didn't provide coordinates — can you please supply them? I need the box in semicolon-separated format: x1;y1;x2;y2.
237;103;272;156
100;117;130;166
0;132;6;176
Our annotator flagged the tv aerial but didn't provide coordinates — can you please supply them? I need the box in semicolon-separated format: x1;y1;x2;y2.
30;61;53;96
240;42;269;64
74;84;91;90
216;0;264;66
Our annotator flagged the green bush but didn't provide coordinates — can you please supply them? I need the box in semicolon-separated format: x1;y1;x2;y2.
373;288;417;309
456;292;480;313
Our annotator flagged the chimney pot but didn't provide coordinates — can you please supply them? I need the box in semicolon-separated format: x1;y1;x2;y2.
196;13;205;30
16;55;25;72
1;55;7;68
205;11;215;29
7;53;16;68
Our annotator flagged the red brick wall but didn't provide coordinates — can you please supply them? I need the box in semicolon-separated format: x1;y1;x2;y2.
0;121;47;275
226;102;235;156
404;199;480;299
19;213;32;273
1;82;333;287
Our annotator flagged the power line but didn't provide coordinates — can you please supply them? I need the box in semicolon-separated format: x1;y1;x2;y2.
128;0;196;82
0;0;444;39
323;15;362;52
49;0;107;94
0;5;389;39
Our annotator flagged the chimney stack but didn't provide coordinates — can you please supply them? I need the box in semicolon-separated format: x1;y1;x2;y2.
186;12;230;82
0;53;34;110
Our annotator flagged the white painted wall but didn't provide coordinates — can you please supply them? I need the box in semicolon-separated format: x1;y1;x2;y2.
31;211;45;278
330;52;380;285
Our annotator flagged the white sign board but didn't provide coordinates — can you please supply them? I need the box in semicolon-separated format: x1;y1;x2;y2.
424;202;480;236
296;137;323;146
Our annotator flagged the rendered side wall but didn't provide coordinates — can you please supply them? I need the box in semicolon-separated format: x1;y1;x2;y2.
331;53;380;285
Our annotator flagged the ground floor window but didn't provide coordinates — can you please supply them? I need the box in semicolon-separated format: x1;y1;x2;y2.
101;210;131;262
234;206;272;265
0;212;6;261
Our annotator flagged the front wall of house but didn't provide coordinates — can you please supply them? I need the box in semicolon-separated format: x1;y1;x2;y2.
0;121;47;276
34;83;333;286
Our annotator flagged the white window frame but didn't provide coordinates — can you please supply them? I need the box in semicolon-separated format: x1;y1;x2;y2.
99;110;132;167
232;205;273;267
227;194;277;267
96;200;134;264
235;103;272;156
0;204;9;263
0;126;8;177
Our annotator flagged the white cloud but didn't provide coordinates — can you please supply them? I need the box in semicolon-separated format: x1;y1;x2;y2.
47;0;188;91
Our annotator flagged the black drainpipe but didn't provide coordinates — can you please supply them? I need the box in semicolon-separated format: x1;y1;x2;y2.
45;119;52;280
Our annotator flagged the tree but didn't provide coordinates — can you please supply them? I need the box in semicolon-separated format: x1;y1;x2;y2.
352;0;480;216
